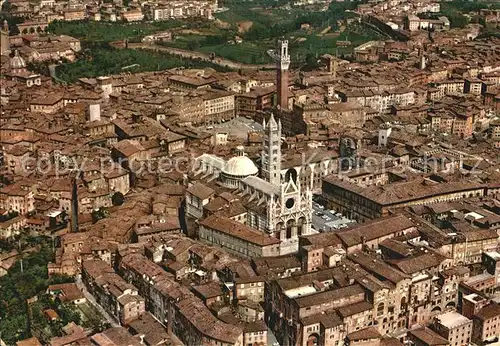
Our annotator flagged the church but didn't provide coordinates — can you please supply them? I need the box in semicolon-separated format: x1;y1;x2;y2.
190;113;314;255
1;20;42;89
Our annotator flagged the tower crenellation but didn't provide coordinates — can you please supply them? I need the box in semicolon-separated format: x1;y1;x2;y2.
277;39;290;71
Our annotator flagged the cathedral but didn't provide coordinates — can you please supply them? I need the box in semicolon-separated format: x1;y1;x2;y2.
192;113;313;255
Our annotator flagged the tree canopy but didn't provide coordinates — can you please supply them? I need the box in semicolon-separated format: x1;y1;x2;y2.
0;245;66;345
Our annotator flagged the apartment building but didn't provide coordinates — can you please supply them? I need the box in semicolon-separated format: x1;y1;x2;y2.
0;215;27;239
116;252;244;345
63;9;86;21
199;214;280;258
408;327;450;346
146;3;213;20
235;276;266;303
472;302;500;345
185;182;215;219
348;252;412;334
407;15;450;31
202;90;235;123
168;75;214;91
0;183;35;215
265;265;368;346
29;93;64;113
121;9;144;22
82;259;145;325
322;175;486;222
169;94;206;125
4;145;31;175
434;80;465;97
337;88;415;113
433;311;472;346
465;78;483;95
489;120;500;140
235;87;275;118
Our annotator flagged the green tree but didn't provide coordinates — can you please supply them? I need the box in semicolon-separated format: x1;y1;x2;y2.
91;207;109;223
305;53;318;68
47;274;75;285
59;304;82;325
1;1;11;11
187;40;200;50
449;12;468;28
111;192;125;206
0;244;54;344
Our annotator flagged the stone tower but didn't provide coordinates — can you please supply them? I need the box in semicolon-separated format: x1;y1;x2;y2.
261;113;282;186
418;48;426;70
70;176;79;233
0;20;9;56
97;76;113;101
276;39;290;111
378;123;392;147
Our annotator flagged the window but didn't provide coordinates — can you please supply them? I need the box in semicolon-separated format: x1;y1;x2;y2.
377;303;385;316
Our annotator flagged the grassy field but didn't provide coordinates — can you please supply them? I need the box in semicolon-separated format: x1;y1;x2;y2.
439;0;500;28
160;6;284;64
162;22;383;65
47;0;384;69
161;0;379;64
55;43;231;83
443;0;500;12
198;42;271;64
48;20;186;42
216;8;257;24
167;34;209;49
215;5;282;27
288;23;382;62
166;22;383;65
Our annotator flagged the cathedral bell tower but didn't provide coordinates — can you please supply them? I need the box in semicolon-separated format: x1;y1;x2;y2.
261;113;282;186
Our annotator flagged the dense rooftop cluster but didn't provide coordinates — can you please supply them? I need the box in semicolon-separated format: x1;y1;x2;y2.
1;0;500;345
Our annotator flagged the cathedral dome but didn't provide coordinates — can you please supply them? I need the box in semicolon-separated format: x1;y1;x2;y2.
219;146;259;189
10;50;26;70
223;155;258;177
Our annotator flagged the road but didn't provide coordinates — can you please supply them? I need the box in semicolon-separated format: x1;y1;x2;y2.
75;276;120;328
126;43;275;70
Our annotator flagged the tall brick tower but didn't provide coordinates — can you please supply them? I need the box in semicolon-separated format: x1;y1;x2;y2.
275;39;290;111
1;20;10;57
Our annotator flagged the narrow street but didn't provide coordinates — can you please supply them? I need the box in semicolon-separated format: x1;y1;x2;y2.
75;276;120;328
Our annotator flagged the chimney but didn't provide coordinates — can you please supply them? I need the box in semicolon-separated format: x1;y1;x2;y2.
88;102;101;122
